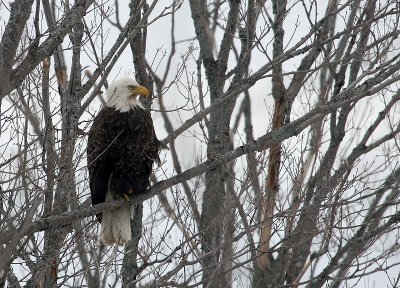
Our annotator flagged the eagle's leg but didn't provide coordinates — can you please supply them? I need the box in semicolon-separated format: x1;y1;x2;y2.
123;193;130;202
123;187;134;202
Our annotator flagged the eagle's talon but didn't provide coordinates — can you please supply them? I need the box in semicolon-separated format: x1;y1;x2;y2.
123;194;130;202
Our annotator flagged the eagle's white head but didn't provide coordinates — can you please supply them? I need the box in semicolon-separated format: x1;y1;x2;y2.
106;78;149;112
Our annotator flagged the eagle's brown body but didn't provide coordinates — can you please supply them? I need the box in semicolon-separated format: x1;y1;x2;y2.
87;106;159;217
87;78;160;245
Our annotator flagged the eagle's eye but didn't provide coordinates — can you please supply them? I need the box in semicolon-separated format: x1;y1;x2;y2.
128;85;134;90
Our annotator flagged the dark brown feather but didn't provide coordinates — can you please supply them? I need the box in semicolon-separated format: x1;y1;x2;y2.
87;106;160;221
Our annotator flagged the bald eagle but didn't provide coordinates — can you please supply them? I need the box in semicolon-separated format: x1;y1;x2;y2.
87;78;160;245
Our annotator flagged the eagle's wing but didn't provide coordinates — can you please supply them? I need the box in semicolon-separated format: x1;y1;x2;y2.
149;128;161;165
87;107;123;221
141;110;161;166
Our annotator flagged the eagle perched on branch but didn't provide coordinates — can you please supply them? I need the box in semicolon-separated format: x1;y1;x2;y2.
87;78;160;245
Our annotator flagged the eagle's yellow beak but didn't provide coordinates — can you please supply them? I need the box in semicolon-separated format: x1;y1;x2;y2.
133;86;149;97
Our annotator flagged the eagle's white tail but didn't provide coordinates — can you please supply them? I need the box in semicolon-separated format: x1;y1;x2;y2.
99;190;132;245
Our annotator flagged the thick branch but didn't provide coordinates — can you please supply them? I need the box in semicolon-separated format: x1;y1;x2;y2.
0;0;34;99
4;0;94;98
